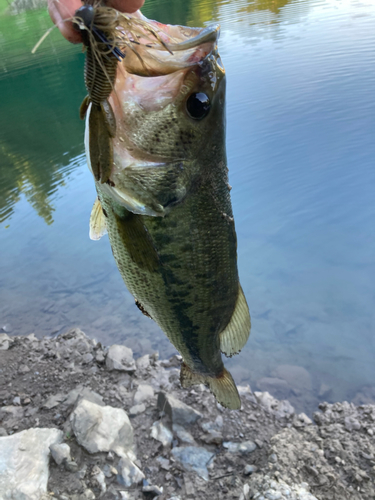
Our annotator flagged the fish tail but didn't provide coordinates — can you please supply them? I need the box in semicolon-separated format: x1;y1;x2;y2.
180;362;241;410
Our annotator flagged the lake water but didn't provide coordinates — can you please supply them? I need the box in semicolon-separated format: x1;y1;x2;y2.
1;0;374;413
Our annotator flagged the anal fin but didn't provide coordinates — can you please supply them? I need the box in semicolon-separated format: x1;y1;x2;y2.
89;197;107;241
220;285;251;357
180;362;241;410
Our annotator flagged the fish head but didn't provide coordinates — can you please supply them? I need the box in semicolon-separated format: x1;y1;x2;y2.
111;17;226;161
87;16;226;215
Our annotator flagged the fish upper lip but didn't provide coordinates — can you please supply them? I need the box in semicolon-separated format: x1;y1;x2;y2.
167;24;220;52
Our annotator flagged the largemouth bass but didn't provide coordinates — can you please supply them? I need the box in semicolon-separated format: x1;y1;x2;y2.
81;9;251;409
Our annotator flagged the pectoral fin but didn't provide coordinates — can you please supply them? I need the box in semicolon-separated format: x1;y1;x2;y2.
180;362;241;410
79;95;90;120
89;197;107;241
220;286;251;357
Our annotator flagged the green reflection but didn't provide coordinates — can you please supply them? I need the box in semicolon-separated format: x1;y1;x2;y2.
142;0;295;27
0;9;85;225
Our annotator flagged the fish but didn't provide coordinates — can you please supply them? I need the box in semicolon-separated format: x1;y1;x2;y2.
82;8;251;409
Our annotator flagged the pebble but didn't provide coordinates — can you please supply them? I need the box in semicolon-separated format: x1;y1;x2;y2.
106;345;136;372
157;392;202;426
134;384;154;405
65;460;79;473
0;333;11;350
173;423;196;445
171;446;214;480
43;393;66;409
244;464;257;475
142;484;163;495
50;443;71;465
136;354;150;370
150;420;173;447
223;440;257;454
129;403;146;416
117;456;145;487
82;353;94;364
92;466;107;494
156;456;170;470
19;364;30;374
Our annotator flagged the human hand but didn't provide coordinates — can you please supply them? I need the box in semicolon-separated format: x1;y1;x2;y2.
48;0;145;43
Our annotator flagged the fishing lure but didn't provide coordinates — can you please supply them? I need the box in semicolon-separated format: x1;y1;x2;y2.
71;1;171;183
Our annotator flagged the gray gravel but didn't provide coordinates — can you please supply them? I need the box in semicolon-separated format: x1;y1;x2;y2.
0;328;374;500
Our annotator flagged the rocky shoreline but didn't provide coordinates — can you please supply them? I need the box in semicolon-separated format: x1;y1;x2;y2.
0;329;374;500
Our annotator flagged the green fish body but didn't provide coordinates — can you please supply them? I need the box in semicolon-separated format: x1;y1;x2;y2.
85;14;251;409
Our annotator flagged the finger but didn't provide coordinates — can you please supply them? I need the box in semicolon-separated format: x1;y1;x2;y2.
110;0;145;13
48;0;82;43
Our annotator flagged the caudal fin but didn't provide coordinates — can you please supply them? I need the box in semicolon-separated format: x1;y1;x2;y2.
180;362;241;410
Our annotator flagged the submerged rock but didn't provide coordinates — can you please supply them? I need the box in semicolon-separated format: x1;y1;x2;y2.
0;427;63;500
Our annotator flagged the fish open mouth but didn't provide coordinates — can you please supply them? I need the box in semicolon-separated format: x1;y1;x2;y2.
120;12;221;76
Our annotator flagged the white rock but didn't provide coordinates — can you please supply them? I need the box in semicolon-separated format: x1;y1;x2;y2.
106;345;136;372
134;384;154;405
223;441;257;454
0;427;63;500
129;404;146;416
70;399;134;458
0;333;11;350
50;442;71;465
117;456;145;487
150;421;173;446
136;354;150;370
92;466;107;494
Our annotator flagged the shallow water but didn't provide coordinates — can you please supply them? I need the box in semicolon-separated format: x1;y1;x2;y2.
1;0;374;412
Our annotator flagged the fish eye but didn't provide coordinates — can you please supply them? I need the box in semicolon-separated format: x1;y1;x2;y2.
186;92;210;120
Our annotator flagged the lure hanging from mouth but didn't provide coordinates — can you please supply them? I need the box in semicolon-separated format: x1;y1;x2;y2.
73;2;172;184
73;4;121;184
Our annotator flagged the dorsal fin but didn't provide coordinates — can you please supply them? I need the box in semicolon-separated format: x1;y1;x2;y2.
220;286;251;357
89;197;107;241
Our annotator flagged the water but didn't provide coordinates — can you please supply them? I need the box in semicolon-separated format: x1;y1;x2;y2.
1;0;374;412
